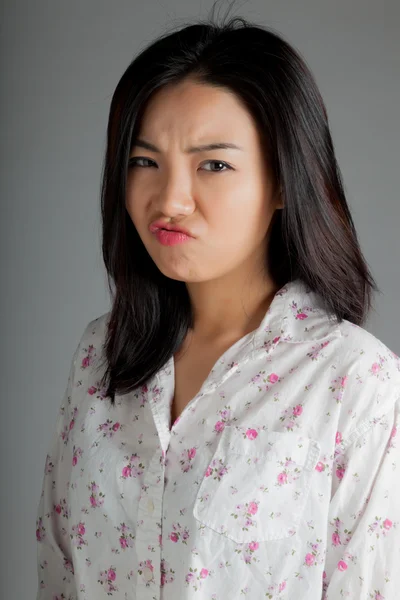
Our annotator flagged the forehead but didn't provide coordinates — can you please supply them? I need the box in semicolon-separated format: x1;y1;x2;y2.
136;79;259;143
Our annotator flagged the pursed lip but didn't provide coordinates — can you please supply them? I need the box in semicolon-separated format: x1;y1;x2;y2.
149;220;195;237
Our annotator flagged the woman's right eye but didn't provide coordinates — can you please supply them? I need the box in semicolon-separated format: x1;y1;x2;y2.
128;157;157;168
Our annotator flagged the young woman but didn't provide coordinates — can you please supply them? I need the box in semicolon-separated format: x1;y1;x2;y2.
36;12;400;600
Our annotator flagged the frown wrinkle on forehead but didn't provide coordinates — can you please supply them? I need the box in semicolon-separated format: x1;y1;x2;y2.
132;79;260;155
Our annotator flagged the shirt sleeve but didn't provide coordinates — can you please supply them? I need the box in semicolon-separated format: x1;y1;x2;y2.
323;397;400;599
35;342;81;600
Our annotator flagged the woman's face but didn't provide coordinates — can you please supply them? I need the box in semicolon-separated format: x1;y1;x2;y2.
126;79;282;283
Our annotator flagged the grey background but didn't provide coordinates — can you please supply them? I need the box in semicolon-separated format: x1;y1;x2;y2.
1;0;398;597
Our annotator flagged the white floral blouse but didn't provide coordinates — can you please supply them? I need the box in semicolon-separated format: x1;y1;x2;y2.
36;279;400;599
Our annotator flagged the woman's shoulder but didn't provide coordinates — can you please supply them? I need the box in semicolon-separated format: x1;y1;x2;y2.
334;318;400;445
79;311;110;350
72;311;111;388
337;318;400;378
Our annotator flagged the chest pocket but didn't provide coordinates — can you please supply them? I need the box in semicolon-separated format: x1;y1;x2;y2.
193;427;320;543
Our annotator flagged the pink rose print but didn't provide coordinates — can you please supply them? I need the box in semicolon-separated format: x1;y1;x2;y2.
290;300;311;320
371;360;382;373
98;566;118;594
248;541;259;551
279;404;303;431
335;431;342;445
245;428;258;440
122;466;131;478
268;373;280;384
169;522;190;544
88;481;105;508
314;453;330;474
329;375;348;403
277;472;287;485
368;516;396;538
36;517;45;542
87;381;108;399
303;539;325;567
61;407;78;445
184;567;213;591
214;405;236;432
248;502;258;515
121;453;144;479
329;517;351;547
265;579;287;597
63;557;74;574
97;419;122;439
160;559;175;587
337;560;348;571
219;408;230;420
276;457;301;486
81;344;96;369
116;522;135;550
235;540;260;564
180;447;197;472
71;521;87;549
231;500;259;532
251;370;282;392
307;340;330;361
44;454;54;474
53;498;68;518
251;372;263;385
383;519;392;530
204;457;230;481
72;446;83;467
335;464;346;480
305;553;315;566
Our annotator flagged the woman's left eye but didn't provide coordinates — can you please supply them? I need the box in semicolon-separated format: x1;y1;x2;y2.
200;160;233;172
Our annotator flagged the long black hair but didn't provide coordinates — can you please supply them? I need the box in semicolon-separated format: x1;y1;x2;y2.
98;9;378;404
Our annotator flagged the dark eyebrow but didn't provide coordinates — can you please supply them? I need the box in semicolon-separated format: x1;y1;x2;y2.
131;138;243;153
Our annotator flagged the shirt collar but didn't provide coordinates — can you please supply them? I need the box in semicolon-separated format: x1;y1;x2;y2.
253;277;342;353
156;278;342;399
208;278;342;377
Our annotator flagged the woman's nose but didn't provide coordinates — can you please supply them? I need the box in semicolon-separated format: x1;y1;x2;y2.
153;173;196;217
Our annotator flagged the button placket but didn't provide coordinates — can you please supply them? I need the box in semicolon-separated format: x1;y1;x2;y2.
135;451;164;599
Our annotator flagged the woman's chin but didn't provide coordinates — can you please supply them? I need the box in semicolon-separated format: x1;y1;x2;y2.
155;262;205;283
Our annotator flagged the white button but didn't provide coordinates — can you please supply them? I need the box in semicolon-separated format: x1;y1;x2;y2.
147;498;154;514
143;566;153;582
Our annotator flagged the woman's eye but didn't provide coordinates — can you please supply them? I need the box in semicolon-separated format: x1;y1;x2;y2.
200;160;232;172
128;157;232;172
128;157;157;168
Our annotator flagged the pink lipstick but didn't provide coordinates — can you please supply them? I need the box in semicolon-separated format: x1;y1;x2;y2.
149;220;194;246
